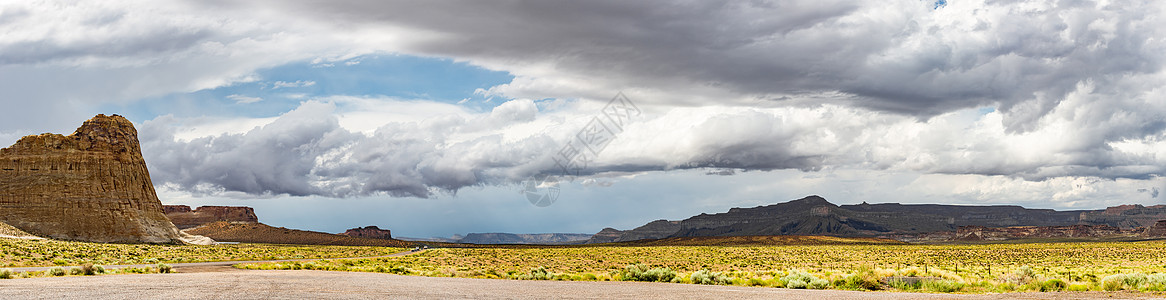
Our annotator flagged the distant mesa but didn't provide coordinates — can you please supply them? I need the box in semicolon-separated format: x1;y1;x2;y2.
458;233;593;244
186;221;412;247
342;226;393;240
589;195;1166;243
164;205;259;229
0;114;211;244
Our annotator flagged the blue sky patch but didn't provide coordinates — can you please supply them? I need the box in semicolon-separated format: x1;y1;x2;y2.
106;54;515;122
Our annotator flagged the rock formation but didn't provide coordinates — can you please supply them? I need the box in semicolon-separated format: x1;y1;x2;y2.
341;226;393;240
0;114;207;244
164;205;259;229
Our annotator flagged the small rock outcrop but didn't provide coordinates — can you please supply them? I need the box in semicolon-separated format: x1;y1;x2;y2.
341;226;393;240
585;228;624;244
1144;220;1166;237
0;114;205;244
164;205;259;229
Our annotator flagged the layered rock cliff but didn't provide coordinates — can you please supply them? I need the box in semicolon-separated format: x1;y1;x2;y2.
164;205;259;229
0;114;198;244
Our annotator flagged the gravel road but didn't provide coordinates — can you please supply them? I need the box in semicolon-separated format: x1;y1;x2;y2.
0;269;1155;300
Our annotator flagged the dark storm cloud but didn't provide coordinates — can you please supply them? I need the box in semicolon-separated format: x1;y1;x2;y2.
199;0;1165;131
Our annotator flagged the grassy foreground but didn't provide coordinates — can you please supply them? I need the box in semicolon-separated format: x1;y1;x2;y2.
241;241;1166;293
0;238;403;268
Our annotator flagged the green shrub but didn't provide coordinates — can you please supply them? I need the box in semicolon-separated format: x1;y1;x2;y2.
807;278;830;289
157;263;173;274
1124;273;1148;289
388;265;408;275
1067;283;1091;291
48;266;66;276
921;279;965;293
1039;278;1067;291
81;264;97;275
93;265;105;275
690;269;730;285
888;278;920;290
0;268;12;279
1102;273;1148;291
839;272;881;290
1005;266;1037;285
51;258;68;266
517;266;554;280
780;270;818;289
1145;273;1166;291
620;264;676;282
68;267;83;275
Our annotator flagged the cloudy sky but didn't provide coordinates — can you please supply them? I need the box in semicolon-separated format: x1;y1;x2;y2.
3;0;1165;238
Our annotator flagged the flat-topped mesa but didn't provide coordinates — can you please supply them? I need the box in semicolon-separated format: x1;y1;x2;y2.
164;205;259;229
342;226;393;240
0;114;196;244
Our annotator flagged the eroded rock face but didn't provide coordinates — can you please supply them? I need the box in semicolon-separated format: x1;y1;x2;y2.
0;114;186;243
164;205;259;229
341;226;392;239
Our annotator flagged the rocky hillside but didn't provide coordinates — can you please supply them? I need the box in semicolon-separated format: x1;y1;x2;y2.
0;114;203;244
589;195;1166;243
458;233;593;244
0;221;37;238
164;205;258;229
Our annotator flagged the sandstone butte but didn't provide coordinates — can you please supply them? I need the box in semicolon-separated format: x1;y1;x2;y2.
341;225;393;240
0;114;211;244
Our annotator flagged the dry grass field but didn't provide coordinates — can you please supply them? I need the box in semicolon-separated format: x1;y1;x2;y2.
241;240;1166;294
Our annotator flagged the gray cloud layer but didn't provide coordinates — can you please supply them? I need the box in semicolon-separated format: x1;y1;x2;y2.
141;98;1166;199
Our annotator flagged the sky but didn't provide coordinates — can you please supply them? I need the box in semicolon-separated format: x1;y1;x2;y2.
2;0;1166;238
